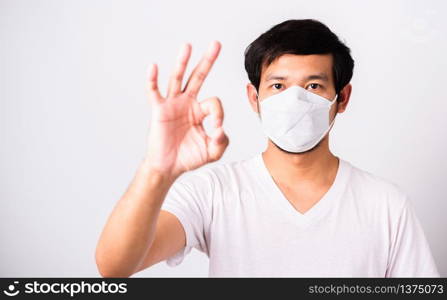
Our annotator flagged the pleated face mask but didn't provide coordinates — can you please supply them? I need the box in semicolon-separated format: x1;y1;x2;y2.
258;85;338;153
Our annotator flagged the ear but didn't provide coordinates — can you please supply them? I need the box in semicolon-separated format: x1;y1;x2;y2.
336;83;352;113
246;83;259;113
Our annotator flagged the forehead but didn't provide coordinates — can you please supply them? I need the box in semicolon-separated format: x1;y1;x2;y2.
260;53;333;81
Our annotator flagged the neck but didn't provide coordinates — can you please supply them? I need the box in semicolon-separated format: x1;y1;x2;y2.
262;137;339;186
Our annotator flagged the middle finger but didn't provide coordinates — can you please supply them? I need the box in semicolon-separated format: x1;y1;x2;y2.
167;43;192;98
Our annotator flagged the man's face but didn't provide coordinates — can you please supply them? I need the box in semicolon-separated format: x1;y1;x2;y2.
255;54;339;153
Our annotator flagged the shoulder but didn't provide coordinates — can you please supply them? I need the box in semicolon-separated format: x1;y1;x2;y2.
342;159;409;212
175;154;259;190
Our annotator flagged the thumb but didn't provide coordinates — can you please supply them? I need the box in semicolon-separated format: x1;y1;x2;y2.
207;126;229;162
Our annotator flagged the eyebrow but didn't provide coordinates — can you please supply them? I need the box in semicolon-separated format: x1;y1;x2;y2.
265;73;329;82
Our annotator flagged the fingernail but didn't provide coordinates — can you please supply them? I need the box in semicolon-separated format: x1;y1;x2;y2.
146;63;154;76
208;41;217;52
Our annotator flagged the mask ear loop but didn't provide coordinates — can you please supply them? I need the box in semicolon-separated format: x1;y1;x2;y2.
255;90;261;120
328;93;339;128
331;93;338;104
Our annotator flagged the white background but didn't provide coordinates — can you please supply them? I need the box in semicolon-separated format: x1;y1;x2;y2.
1;0;446;277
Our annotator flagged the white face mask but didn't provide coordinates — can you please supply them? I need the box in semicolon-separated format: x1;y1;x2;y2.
258;85;338;153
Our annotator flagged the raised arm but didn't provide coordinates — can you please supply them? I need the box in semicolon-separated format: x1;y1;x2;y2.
95;41;229;277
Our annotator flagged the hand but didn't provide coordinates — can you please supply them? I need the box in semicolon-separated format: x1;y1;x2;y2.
143;41;229;178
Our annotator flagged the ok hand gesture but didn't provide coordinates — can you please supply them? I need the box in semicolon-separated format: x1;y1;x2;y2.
144;41;229;179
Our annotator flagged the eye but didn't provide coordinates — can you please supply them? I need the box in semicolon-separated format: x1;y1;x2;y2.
308;83;320;90
272;83;283;90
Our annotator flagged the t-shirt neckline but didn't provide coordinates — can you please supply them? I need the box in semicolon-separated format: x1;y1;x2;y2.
253;152;351;227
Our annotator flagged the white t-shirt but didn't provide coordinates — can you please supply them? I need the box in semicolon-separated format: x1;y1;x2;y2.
161;153;439;277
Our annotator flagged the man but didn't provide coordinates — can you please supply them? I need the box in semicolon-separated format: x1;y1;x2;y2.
95;19;439;277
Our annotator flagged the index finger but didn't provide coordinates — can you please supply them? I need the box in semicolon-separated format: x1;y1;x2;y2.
183;41;221;98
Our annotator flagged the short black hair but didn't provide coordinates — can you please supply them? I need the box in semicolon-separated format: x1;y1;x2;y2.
244;19;354;96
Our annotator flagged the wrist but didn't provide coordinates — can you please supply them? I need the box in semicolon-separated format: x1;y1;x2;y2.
138;159;180;186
